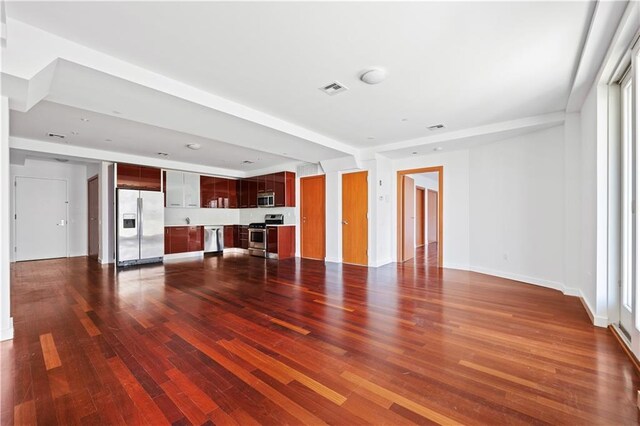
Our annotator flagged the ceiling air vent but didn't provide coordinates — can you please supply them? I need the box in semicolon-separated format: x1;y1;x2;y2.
47;132;66;139
427;124;445;131
319;81;348;96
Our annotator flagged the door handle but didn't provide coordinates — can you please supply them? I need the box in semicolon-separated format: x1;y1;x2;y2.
342;220;348;225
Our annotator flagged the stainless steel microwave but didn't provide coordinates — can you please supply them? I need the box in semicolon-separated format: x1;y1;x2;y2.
257;192;275;208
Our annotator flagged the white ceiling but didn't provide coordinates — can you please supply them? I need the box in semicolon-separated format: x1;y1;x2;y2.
9;100;298;171
6;1;593;151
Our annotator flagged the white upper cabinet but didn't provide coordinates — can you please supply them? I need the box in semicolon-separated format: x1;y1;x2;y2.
165;170;200;208
183;172;200;208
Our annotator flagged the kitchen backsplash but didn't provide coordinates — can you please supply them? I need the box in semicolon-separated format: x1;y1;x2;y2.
239;207;296;225
164;207;296;226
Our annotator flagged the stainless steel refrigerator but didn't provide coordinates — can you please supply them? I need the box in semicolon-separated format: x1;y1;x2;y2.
117;189;164;267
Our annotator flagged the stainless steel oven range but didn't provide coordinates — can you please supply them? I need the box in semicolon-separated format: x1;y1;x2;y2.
248;214;285;257
248;223;267;257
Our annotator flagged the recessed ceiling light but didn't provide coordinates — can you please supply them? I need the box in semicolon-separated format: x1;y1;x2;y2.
242;160;254;164
112;110;122;115
427;124;445;131
55;158;69;163
105;138;112;142
433;147;443;151
360;68;387;85
367;137;375;140
157;152;169;157
80;118;90;122
186;143;201;150
401;118;408;122
412;152;418;155
47;132;65;139
282;152;288;155
71;131;79;135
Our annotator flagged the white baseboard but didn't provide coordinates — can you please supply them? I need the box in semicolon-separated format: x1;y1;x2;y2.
373;258;392;267
324;257;342;264
443;262;470;271
163;251;204;262
469;266;565;292
578;290;608;328
1;318;14;341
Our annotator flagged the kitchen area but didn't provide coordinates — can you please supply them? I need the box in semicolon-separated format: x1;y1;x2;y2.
115;163;296;267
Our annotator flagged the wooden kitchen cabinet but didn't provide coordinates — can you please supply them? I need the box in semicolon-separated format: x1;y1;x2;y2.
214;178;229;208
239;179;249;208
228;180;239;208
266;226;295;259
239;226;249;249
224;225;234;248
285;172;296;207
248;178;258;208
165;226;203;254
188;226;203;252
200;176;216;208
117;163;161;191
200;177;238;208
264;173;275;193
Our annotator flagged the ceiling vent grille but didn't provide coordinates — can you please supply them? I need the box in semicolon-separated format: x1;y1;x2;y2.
296;163;321;177
319;81;348;96
427;124;445;131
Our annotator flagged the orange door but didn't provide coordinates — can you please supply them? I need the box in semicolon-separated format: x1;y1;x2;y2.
342;171;368;266
301;175;326;260
416;187;425;247
88;176;99;258
402;176;415;261
428;189;438;243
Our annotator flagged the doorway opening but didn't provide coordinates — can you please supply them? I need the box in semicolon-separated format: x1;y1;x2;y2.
397;167;443;267
88;175;99;259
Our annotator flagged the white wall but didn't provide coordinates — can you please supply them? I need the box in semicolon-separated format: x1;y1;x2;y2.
1;97;13;341
579;85;599;314
391;150;471;269
469;125;565;289
10;158;90;260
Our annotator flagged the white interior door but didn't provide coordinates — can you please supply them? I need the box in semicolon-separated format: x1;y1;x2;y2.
15;177;68;261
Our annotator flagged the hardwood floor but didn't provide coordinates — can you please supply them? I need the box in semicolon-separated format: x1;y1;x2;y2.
2;254;639;425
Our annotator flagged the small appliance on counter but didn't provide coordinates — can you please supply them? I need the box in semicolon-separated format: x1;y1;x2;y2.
248;214;285;257
204;226;224;254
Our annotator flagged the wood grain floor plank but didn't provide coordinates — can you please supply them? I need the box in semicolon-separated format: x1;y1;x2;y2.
2;249;639;424
39;333;62;371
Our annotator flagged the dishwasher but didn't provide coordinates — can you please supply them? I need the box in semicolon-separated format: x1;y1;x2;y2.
204;226;224;254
